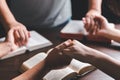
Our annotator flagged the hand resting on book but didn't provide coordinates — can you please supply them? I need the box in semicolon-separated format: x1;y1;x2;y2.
0;28;20;58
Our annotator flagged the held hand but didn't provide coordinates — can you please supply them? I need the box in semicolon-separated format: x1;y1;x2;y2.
63;40;94;63
8;21;30;47
83;15;115;36
93;16;115;36
82;9;101;34
44;40;73;70
5;28;19;51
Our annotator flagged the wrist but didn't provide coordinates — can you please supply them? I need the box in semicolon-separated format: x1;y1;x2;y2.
88;9;101;15
42;60;52;72
2;19;17;31
84;47;102;64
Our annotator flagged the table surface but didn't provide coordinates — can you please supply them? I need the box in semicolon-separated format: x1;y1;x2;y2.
0;24;120;80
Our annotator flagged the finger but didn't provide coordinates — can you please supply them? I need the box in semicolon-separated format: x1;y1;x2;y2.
14;30;20;40
62;47;75;56
28;31;31;38
55;39;73;51
14;30;20;44
6;29;14;42
85;17;91;32
23;29;29;44
89;17;95;34
14;30;23;47
18;29;26;45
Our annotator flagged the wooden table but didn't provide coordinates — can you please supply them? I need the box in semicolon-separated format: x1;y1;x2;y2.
0;25;120;80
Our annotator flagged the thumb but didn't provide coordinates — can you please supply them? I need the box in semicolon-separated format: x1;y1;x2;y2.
94;15;108;23
6;29;14;43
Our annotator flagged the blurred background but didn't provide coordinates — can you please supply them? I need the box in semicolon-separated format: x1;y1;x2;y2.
71;0;120;24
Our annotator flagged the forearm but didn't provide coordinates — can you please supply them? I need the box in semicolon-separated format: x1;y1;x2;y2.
0;0;16;29
12;60;50;80
88;0;102;14
0;42;12;58
88;48;120;79
103;28;120;43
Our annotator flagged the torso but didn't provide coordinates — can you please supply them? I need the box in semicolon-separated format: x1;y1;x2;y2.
7;0;71;29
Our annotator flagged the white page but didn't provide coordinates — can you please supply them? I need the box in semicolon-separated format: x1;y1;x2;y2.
69;59;95;75
44;67;77;80
22;52;47;69
61;20;88;35
26;31;53;51
111;40;120;47
0;31;52;60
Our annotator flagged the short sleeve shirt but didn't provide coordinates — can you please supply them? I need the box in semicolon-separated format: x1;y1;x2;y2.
7;0;72;29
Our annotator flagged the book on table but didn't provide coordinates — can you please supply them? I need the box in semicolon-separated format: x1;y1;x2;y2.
60;20;111;43
20;52;96;80
0;30;53;60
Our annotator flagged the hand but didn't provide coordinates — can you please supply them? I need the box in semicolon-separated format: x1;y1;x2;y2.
63;40;95;63
8;21;30;46
44;40;73;70
5;28;19;51
87;15;115;36
92;16;115;36
82;10;101;34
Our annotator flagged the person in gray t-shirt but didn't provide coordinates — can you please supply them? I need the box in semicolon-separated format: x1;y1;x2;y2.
0;0;71;47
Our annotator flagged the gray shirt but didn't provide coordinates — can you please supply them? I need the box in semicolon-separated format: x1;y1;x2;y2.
7;0;71;29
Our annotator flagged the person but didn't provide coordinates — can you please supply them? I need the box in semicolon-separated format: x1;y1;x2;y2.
63;15;120;80
14;14;120;80
12;39;73;80
0;27;71;80
13;15;120;80
0;0;71;46
83;0;120;29
2;15;120;79
0;28;73;80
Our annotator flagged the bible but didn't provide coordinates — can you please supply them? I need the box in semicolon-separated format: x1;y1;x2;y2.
60;20;111;43
0;31;52;60
20;52;96;80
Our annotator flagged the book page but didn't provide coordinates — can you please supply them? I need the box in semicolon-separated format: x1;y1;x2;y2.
69;59;96;75
20;52;47;72
111;40;120;47
61;20;88;35
43;67;77;80
26;31;52;51
1;46;26;60
0;31;52;60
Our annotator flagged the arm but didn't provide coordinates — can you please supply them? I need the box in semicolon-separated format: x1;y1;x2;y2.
0;0;29;46
87;0;102;15
101;27;120;43
63;40;120;79
0;0;16;28
83;15;120;43
12;60;50;80
82;0;102;34
12;40;73;80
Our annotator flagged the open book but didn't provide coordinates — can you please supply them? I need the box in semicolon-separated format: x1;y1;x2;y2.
60;20;111;43
0;31;52;60
20;52;96;80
